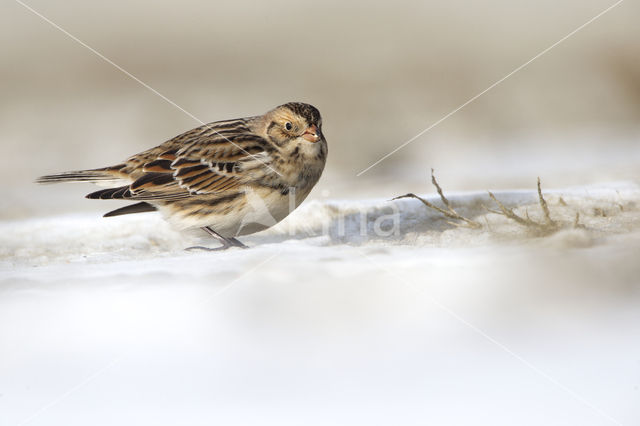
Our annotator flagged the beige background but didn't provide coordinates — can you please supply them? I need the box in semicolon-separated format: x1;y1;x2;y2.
2;0;639;218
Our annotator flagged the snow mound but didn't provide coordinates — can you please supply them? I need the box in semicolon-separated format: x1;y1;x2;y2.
2;181;638;268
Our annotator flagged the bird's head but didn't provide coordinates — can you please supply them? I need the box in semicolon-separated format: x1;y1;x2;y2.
263;102;326;152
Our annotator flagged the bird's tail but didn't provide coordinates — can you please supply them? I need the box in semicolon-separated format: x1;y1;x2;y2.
36;165;127;185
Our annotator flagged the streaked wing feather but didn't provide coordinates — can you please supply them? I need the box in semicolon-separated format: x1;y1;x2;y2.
170;132;275;195
98;120;277;201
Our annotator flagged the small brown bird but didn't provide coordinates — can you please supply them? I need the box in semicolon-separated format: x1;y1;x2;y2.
37;102;327;250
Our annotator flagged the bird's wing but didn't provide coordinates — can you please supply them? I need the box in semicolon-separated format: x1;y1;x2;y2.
86;119;278;201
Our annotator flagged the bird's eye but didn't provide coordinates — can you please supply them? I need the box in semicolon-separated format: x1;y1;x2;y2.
284;122;292;131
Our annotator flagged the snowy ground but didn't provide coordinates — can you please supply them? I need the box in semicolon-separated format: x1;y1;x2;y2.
1;182;640;425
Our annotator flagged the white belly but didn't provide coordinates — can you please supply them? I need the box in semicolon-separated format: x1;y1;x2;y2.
160;187;299;237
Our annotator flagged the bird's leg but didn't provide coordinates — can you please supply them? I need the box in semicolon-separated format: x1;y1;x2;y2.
186;226;247;251
203;227;247;248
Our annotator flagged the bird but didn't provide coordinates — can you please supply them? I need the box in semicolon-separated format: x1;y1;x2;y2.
37;102;327;250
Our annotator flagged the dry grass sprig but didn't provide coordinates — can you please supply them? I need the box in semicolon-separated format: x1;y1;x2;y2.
394;171;583;234
392;169;481;229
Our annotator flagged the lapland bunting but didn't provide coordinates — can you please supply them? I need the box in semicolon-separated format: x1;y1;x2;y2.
37;102;327;250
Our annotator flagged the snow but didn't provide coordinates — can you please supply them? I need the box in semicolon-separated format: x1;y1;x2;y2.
1;183;640;425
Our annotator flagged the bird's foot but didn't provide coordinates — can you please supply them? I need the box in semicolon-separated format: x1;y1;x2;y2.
186;245;232;252
185;239;248;252
226;237;248;249
186;227;248;251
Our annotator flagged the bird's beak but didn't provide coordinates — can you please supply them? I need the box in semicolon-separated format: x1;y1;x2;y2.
302;124;319;142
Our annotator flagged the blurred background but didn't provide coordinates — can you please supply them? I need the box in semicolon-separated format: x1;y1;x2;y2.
2;0;639;218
